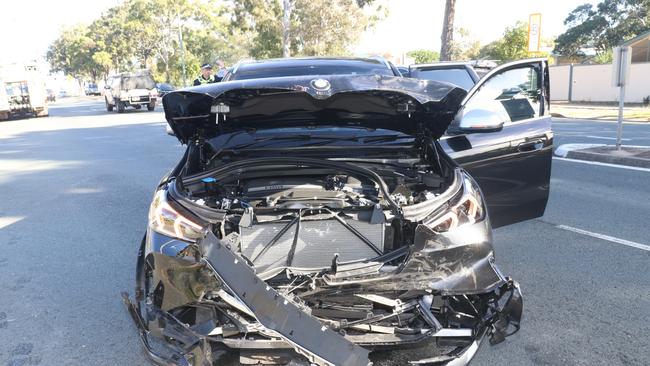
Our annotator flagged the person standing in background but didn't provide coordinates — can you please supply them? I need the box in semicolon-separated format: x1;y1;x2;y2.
214;60;227;82
193;63;215;86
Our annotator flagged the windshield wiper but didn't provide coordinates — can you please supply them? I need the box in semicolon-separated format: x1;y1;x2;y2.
223;134;362;150
207;134;415;165
362;134;415;143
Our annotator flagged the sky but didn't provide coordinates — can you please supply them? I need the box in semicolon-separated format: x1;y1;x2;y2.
0;0;600;66
355;0;600;56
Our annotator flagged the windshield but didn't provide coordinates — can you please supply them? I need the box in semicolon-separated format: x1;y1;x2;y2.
121;75;155;90
230;64;394;81
409;68;475;90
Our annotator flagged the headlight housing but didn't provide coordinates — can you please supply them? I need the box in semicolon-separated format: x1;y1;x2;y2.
424;172;485;233
148;190;206;242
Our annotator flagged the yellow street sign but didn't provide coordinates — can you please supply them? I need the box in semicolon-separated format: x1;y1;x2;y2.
528;13;542;53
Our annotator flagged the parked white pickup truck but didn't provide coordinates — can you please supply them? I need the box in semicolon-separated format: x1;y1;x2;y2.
104;71;158;113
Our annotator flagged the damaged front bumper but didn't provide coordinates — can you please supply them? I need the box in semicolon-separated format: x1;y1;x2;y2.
123;219;523;366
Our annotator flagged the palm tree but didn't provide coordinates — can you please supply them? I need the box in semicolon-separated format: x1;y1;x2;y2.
440;0;456;61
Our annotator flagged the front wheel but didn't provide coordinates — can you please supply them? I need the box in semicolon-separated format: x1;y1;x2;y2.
106;98;113;112
35;106;49;117
117;101;125;113
147;102;155;111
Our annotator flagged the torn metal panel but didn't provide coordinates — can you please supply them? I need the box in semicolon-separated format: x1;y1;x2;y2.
318;220;503;294
200;231;371;366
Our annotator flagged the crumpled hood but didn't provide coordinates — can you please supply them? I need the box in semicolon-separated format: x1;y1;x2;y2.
162;74;467;144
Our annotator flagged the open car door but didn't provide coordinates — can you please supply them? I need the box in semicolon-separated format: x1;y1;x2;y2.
440;58;553;228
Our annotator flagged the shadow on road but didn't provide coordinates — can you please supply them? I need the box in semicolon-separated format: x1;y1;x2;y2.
0;120;179;365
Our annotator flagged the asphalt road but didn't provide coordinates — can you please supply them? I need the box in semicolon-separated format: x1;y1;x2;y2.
0;99;648;366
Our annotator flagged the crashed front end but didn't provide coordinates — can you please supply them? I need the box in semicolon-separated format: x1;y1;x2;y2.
123;165;522;366
123;76;522;365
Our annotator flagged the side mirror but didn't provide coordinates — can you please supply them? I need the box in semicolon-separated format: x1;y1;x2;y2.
166;125;175;136
457;108;504;133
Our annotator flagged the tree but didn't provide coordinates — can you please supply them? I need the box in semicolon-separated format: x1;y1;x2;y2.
282;0;296;57
406;49;440;64
231;0;285;59
46;25;102;82
47;0;385;86
92;51;113;82
48;0;240;86
292;0;370;56
479;22;530;62
554;0;650;57
449;27;481;60
440;0;456;61
231;0;382;58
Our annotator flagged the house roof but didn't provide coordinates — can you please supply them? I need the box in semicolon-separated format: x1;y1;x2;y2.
620;31;650;63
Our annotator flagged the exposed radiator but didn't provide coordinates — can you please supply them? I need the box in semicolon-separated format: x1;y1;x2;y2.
239;218;384;272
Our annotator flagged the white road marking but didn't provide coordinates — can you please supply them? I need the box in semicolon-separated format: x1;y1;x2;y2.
556;225;650;252
552;157;650;173
584;135;632;141
0;216;25;230
553;117;650;125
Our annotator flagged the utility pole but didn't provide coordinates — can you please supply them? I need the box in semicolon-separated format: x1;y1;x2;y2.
440;0;456;61
177;14;188;87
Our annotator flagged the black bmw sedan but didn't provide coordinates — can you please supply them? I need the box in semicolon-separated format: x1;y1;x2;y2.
123;57;552;366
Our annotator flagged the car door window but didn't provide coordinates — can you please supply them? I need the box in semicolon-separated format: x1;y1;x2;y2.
464;66;541;123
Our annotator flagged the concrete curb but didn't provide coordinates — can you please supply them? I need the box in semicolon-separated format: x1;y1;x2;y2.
554;144;605;158
555;144;650;168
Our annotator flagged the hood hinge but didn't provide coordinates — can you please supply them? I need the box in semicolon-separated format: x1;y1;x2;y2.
397;102;417;118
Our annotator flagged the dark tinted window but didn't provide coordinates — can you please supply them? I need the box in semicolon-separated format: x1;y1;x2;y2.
409;68;475;90
231;64;393;81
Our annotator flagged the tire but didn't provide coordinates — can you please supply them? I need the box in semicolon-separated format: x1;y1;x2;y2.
106;98;113;112
147;102;155;111
117;101;125;113
35;106;49;117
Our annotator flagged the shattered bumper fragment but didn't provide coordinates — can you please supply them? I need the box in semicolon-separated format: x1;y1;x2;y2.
123;224;523;366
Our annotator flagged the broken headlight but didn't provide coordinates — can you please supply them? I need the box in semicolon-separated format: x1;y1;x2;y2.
148;190;206;242
425;173;485;232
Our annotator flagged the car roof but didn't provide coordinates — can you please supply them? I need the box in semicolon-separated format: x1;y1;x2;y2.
233;57;392;74
409;61;472;69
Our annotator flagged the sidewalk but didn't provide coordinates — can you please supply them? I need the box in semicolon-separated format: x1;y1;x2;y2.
551;102;650;122
556;144;650;168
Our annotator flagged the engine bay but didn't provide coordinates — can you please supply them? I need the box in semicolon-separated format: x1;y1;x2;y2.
178;157;450;274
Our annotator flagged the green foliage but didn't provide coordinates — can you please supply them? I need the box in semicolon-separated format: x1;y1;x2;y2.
592;49;614;64
449;27;481;61
406;49;440;64
47;0;383;85
479;22;531;62
47;0;239;86
293;0;370;56
46;25;103;81
231;0;381;58
554;0;650;58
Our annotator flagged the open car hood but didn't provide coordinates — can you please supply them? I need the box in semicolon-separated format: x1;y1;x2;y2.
162;75;467;144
